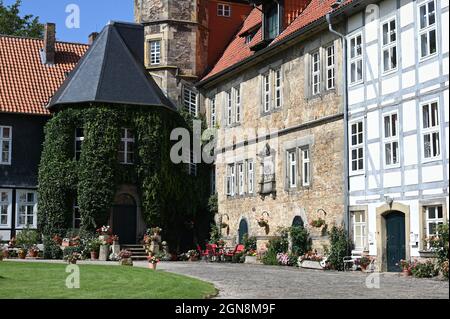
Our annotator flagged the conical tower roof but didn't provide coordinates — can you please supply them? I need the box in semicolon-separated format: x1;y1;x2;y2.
48;21;174;110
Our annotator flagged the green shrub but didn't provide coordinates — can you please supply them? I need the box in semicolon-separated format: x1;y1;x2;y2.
262;231;289;265
326;226;351;271
411;261;438;278
242;234;257;252
62;246;82;259
290;226;311;256
262;250;278;265
16;226;41;250
43;237;63;260
209;223;221;244
428;223;449;279
232;251;245;263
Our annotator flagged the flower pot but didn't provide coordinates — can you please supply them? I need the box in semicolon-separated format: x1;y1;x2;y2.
244;256;257;264
90;251;98;260
120;258;133;266
69;259;77;264
99;245;110;261
18;252;26;259
2;250;9;259
148;262;157;270
188;256;198;262
401;268;412;276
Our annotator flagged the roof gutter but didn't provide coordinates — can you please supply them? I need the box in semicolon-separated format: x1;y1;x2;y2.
326;12;350;235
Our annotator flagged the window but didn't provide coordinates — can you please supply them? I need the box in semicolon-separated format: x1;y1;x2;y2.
218;4;231;17
183;87;198;117
16;190;37;227
73;198;81;229
245;33;254;44
419;0;437;59
350;121;364;172
301;148;310;186
422;101;440;159
382;19;397;72
210;96;216;127
274;68;282;108
238;163;245;195
349;34;363;84
311;51;321;95
226;164;236;196
149;40;161;65
287;150;297;188
352;211;367;251
226;90;233;126
247;160;254;194
0;126;12;165
383;113;399;166
262;73;271;113
74;128;84;161
234;86;241;123
118;128;134;164
265;3;280;40
326;45;335;90
262;67;282;113
424;205;444;248
0;190;11;226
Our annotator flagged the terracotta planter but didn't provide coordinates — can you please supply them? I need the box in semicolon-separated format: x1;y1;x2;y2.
68;259;77;264
18;252;27;259
401;268;412;276
2;250;9;258
188;256;198;262
120;258;133;266
148;262;157;270
28;251;38;258
90;251;98;260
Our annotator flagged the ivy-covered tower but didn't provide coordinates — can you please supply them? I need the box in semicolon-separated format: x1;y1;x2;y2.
134;0;209;105
39;22;211;249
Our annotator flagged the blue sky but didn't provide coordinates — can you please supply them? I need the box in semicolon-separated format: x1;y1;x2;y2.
4;0;134;43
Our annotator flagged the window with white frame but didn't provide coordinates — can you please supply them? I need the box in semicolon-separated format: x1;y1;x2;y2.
382;18;397;72
352;211;367;251
16;190;37;227
247;160;254;194
0;190;11;226
118;128;134;164
149;40;161;65
226;164;236;196
183;87;198;117
301;148;310;186
217;3;231;17
287;150;297;188
383;113;399;166
262;67;282;113
238;163;245;195
311;51;321;95
234;86;241;123
226;90;233;126
349;34;363;84
422;101;440;159
0;126;12;165
210;96;216;127
73;198;81;229
424;205;444;245
326;45;335;90
419;0;437;59
74;128;84;161
350;121;364;172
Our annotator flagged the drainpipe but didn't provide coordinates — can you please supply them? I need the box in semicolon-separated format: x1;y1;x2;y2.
326;13;350;235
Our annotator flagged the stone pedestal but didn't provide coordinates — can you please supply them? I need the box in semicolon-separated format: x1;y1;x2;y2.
149;240;160;254
300;260;324;270
99;245;110;261
111;244;121;255
244;256;258;264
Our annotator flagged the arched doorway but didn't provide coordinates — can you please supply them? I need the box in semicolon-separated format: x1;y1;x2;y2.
238;219;249;244
112;193;137;244
385;211;406;272
292;216;304;228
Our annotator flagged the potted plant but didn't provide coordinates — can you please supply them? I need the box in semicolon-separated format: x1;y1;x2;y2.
87;238;101;260
1;245;9;259
118;249;133;266
244;249;258;264
298;250;325;269
186;250;198;262
17;248;27;259
310;218;326;228
257;216;269;228
399;259;412;276
28;244;40;258
357;256;371;272
147;254;159;270
96;225;112;242
64;252;81;264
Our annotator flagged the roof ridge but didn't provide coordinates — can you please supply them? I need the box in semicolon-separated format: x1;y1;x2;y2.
0;33;90;47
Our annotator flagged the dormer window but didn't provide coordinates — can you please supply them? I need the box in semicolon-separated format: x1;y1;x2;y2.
264;1;281;40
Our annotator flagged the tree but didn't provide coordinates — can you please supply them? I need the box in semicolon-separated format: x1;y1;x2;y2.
0;0;44;38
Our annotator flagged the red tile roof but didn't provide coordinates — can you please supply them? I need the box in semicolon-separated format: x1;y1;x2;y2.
0;35;88;115
203;0;353;81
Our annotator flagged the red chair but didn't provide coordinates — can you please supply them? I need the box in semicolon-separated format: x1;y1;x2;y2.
224;244;245;258
197;244;208;258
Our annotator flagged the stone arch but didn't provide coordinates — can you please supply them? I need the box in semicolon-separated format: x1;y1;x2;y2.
376;201;411;272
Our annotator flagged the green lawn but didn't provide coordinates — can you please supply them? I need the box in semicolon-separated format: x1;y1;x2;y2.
0;261;217;299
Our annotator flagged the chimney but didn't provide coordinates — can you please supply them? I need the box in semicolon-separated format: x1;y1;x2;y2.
88;32;99;45
41;23;56;65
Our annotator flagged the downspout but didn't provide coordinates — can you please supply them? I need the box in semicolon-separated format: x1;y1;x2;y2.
326;13;350;234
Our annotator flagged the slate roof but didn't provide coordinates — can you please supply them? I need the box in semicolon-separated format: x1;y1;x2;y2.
202;0;354;81
0;35;88;115
48;22;175;111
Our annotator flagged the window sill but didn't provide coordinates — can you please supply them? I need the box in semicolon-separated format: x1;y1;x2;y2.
421;157;442;164
418;250;435;258
261;107;282;117
226;193;257;201
419;52;438;64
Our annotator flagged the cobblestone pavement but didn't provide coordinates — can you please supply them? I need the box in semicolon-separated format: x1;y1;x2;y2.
6;259;449;299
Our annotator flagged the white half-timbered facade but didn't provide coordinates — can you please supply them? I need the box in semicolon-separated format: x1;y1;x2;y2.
346;0;449;271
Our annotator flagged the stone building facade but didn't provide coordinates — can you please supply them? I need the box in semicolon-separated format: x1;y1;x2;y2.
198;2;347;251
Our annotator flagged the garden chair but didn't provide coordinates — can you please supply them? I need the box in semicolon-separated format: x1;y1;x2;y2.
343;251;362;271
224;244;245;259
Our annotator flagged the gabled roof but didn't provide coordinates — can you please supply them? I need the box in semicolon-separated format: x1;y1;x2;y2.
48;22;174;111
0;35;88;115
202;0;353;82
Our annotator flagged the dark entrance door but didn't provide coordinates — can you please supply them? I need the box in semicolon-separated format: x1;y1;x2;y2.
238;219;248;244
386;211;406;272
112;194;137;244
